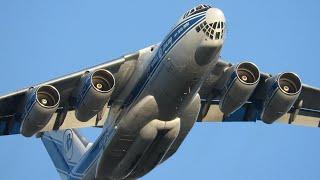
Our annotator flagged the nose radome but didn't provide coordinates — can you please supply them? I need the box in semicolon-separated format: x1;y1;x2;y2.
206;8;226;23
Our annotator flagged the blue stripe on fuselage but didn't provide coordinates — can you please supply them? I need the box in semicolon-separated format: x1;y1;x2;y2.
69;124;116;178
125;13;206;106
68;12;207;179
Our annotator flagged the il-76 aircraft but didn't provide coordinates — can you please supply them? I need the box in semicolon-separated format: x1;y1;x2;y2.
0;4;319;180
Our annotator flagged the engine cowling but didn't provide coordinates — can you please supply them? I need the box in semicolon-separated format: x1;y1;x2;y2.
20;85;60;137
261;72;302;123
219;62;260;115
74;69;115;121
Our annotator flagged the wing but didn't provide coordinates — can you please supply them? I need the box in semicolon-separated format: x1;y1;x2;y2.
0;46;153;136
198;60;320;128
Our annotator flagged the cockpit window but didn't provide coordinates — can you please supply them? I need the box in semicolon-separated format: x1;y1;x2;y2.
183;4;211;19
196;6;202;11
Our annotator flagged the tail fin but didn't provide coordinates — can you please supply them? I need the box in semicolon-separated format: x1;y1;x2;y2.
41;129;91;180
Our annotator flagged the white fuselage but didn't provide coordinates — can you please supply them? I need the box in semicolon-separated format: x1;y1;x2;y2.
68;7;226;180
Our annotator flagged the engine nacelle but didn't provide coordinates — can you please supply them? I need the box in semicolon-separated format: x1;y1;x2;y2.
261;72;302;123
219;62;260;115
74;69;115;121
20;85;60;137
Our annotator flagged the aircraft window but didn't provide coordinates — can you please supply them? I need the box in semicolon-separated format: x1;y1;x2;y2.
203;28;206;32
211;29;215;35
217;22;221;29
183;12;190;18
215;32;220;40
203;4;211;8
184;4;211;19
210;35;214;39
213;22;217;29
196;26;201;32
221;22;224;29
200;23;204;29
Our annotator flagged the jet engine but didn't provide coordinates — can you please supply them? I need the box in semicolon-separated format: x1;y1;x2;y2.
20;85;60;137
74;69;115;121
261;72;302;123
219;62;260;115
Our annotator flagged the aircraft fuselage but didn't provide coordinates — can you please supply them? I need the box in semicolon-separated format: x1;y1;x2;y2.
69;7;226;180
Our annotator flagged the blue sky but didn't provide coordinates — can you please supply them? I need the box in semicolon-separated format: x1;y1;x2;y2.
0;1;320;179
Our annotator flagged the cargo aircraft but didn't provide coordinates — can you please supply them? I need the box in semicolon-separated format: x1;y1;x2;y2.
0;4;319;180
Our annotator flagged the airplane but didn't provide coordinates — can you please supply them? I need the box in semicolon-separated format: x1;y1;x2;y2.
0;3;320;180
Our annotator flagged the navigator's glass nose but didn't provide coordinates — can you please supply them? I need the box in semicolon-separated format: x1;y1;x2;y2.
205;8;226;41
194;7;226;43
192;7;227;49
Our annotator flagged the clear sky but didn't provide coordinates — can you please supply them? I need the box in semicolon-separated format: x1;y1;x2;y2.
0;1;320;180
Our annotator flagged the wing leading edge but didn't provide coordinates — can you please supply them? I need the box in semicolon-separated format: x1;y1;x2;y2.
0;50;141;136
199;99;320;128
198;60;320;128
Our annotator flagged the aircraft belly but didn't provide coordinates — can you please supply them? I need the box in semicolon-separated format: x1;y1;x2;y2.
95;94;201;180
95;95;180;179
128;94;201;179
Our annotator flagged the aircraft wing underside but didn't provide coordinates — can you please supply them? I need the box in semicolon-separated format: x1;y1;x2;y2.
199;99;320;127
0;55;319;136
0;51;140;135
198;60;320;127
